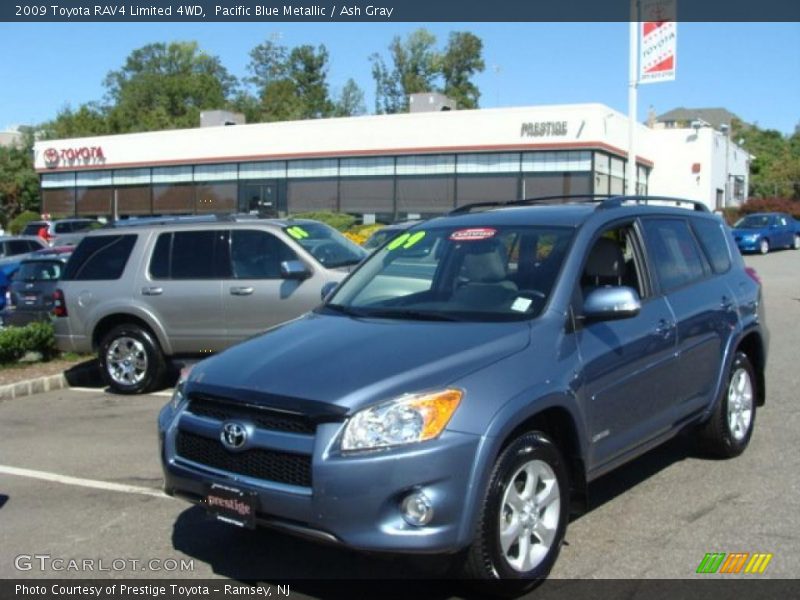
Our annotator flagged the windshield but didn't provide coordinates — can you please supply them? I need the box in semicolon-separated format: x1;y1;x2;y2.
16;260;63;282
363;228;399;250
735;215;771;229
283;222;366;269
323;225;574;321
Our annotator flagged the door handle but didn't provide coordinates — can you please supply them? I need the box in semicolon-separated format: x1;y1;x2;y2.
230;287;254;296
654;319;674;338
141;287;163;296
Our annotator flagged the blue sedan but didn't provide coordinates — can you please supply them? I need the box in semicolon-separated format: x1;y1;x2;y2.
731;212;800;254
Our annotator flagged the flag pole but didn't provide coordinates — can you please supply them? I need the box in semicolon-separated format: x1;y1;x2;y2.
627;2;640;195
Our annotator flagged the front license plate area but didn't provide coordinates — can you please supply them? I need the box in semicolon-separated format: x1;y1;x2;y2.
205;483;257;529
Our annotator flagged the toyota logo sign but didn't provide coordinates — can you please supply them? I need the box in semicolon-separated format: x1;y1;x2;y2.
43;148;59;167
220;422;248;450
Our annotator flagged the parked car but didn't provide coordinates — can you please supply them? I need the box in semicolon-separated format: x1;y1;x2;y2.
22;218;101;247
1;253;72;327
731;212;799;254
0;235;49;293
362;220;422;251
159;196;767;590
53;216;367;394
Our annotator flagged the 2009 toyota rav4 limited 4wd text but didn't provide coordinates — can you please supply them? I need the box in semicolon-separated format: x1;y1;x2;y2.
159;195;767;591
52;215;366;394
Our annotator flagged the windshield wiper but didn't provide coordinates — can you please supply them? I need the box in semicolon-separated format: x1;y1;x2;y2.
362;308;463;322
323;303;370;318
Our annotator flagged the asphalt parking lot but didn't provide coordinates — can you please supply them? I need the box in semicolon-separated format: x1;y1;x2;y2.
1;250;798;591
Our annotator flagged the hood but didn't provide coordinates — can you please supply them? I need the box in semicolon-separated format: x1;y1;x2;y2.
187;312;531;416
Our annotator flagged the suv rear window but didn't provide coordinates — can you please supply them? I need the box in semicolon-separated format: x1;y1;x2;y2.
62;235;137;281
22;222;47;236
691;219;732;274
642;218;709;292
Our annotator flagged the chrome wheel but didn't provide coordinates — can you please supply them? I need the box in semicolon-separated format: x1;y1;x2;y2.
794;235;800;250
727;367;753;442
759;239;769;254
498;459;561;573
106;336;148;386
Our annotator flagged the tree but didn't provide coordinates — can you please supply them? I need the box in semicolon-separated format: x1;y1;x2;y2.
39;103;110;140
371;29;440;114
733;118;800;200
0;130;40;226
441;32;485;109
103;41;238;132
370;29;485;113
333;79;366;117
245;40;335;121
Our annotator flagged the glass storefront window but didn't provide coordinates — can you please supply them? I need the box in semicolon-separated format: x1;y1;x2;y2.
153;183;194;214
397;176;455;213
456;176;518;205
76;187;112;216
339;178;394;213
287;179;338;212
195;182;237;213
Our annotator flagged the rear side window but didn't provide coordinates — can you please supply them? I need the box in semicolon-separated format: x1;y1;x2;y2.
6;240;34;255
54;222;73;234
22;222;46;236
62;235;137;281
642;218;708;293
231;230;298;279
149;230;231;280
691;219;732;274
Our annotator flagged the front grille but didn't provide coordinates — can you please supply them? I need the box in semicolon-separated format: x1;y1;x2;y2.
176;431;312;488
187;395;315;434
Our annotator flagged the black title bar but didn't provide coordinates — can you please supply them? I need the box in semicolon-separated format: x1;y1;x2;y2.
3;0;800;22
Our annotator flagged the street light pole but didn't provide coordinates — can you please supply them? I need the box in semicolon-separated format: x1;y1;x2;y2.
627;16;638;196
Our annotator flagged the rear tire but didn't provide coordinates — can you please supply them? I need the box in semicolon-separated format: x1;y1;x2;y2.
99;324;166;394
461;432;569;592
698;351;757;458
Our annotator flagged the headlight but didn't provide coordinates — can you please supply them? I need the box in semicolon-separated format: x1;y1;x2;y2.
341;389;463;451
169;365;194;411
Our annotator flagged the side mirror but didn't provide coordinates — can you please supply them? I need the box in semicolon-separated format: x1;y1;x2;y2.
320;281;338;301
280;260;310;280
583;286;641;321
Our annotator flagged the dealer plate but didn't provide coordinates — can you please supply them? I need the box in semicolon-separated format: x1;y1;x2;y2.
205;483;257;529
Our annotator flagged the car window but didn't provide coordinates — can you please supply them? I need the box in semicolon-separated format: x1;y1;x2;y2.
642;218;708;293
54;222;73;234
231;230;298;279
22;222;46;236
327;225;573;321
6;240;33;256
692;219;732;274
16;260;64;281
779;216;788;227
581;224;647;300
150;230;230;280
26;241;43;252
62;235;137;281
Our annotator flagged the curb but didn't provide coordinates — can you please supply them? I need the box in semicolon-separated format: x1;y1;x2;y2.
0;373;68;402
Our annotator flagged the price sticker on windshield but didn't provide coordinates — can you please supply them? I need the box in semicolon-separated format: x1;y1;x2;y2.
450;228;497;242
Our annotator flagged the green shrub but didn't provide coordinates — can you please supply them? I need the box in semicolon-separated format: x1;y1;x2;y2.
291;211;357;232
8;210;41;235
0;321;58;364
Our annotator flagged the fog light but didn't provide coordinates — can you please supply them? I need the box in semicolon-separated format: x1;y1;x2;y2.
401;491;433;527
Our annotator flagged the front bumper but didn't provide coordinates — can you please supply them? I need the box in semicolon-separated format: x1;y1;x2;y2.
735;238;760;253
160;409;481;554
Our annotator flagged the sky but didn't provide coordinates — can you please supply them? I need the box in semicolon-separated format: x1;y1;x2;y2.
0;22;798;134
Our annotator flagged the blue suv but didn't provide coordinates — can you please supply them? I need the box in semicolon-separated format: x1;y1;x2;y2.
159;195;767;590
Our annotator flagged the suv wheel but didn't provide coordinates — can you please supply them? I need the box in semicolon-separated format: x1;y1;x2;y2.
100;324;166;394
699;351;757;458
759;239;770;254
462;431;569;590
794;234;800;250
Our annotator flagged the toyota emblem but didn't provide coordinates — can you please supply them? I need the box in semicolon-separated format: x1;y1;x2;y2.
43;148;59;167
220;422;248;450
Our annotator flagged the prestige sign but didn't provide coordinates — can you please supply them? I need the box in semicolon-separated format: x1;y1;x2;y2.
520;121;568;138
42;146;106;168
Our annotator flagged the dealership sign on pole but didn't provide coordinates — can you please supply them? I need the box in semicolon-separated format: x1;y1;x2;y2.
639;0;677;84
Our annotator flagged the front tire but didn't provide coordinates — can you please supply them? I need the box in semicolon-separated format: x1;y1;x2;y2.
793;234;800;250
462;432;569;591
99;324;166;394
759;238;770;254
699;351;757;458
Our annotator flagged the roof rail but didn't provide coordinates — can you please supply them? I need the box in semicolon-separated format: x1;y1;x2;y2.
600;195;710;212
448;194;615;215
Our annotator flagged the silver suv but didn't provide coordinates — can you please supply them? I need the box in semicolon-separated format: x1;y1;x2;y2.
53;216;366;394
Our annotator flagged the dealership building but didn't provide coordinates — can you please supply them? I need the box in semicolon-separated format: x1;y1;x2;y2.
32;102;749;222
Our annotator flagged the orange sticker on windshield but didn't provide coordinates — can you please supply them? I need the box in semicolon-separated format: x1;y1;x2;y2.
450;228;497;242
